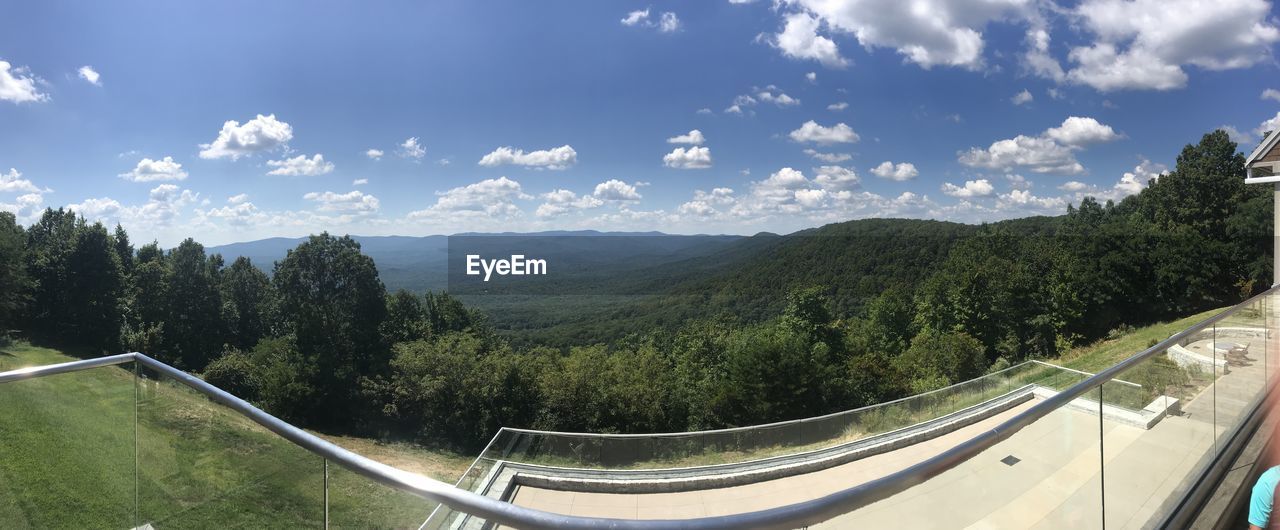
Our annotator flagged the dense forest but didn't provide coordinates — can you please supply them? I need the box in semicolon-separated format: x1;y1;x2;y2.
0;130;1271;451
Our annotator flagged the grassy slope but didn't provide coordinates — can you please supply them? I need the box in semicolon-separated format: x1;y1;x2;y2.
1055;307;1227;372
0;343;470;529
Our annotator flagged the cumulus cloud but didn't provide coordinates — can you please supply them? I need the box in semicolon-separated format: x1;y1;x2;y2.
804;149;852;163
479;145;577;170
663;146;713;169
408;177;531;219
352;178;368;186
0;168;44;194
266;154;335;176
119;156;188;182
827;102;848;111
789;120;859;144
941;179;995;198
806;72;817;83
1023;28;1066;82
870;161;918;181
667;129;706;145
303;190;380;213
0;60;47;103
1113;159;1168;196
1219;125;1254;145
778;0;1028;70
755;86;800;106
0;193;44;222
1011;89;1033;106
536;189;605;218
1264;89;1280;103
772;12;848;68
78;65;101;86
366;148;384;160
621;8;680;32
1059;181;1090;192
198;114;293;160
1043;117;1121;146
593;179;643;201
1256;111;1280;137
227;193;249;204
399;137;426;160
959;116;1120;175
812;165;861;191
1063;0;1280;91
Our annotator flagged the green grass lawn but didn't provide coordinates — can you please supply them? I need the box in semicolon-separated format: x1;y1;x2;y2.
0;342;471;529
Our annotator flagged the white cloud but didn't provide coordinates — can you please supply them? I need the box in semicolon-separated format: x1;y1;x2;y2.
536;189;605;217
622;8;680;32
593;179;643;201
696;108;713;115
303;190;380;213
803;149;852;163
1219;125;1254;145
227;193;249;204
198;114;293;160
789;120;859;144
1113;159;1168;196
1044;116;1120;146
779;0;1028;70
366;148;384;160
119;156;188;182
0;193;44;222
1011;89;1033;106
756;86;800;106
663;146;713;169
399;137;426;160
959;116;1120;175
621;8;650;26
0;60;47;103
1059;181;1090;192
479;145;578;170
667;129;706;145
1257;111;1280;137
1064;0;1279;91
352;178;368;186
0;168;43;194
1004;174;1031;190
658;12;681;32
266;154;335;176
408;177;531;219
813;165;861;191
827;102;848;111
1264;89;1280;103
1023;28;1066;82
870;161;918;181
1046;87;1064;100
78;65;101;86
772;12;848;68
996;189;1067;213
806;72;817;83
941;179;995;198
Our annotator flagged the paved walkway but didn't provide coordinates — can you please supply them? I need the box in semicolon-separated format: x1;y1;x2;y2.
507;322;1275;528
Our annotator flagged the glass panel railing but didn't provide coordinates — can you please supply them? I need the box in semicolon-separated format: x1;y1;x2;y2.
817;387;1104;528
0;359;135;529
478;360;1074;473
135;366;324;528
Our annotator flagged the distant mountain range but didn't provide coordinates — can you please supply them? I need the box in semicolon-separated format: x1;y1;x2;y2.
206;230;746;293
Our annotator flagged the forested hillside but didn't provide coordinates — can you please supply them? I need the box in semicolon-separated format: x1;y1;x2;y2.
0;129;1270;451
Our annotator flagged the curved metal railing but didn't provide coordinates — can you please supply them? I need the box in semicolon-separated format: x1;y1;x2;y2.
2;285;1277;529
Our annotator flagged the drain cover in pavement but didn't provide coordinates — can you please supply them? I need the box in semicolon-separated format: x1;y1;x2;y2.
1001;455;1020;466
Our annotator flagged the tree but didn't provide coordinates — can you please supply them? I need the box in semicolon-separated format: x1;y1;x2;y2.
163;239;224;369
272;233;388;425
0;212;30;334
65;222;124;353
221;257;272;350
894;329;987;393
23;208;79;342
112;223;134;275
382;290;429;344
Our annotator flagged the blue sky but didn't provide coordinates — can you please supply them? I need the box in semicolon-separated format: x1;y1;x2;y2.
2;0;1280;246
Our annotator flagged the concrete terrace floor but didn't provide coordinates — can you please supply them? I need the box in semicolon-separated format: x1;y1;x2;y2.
506;331;1275;529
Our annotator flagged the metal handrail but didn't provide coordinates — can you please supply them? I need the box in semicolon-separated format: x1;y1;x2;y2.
1;286;1275;529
